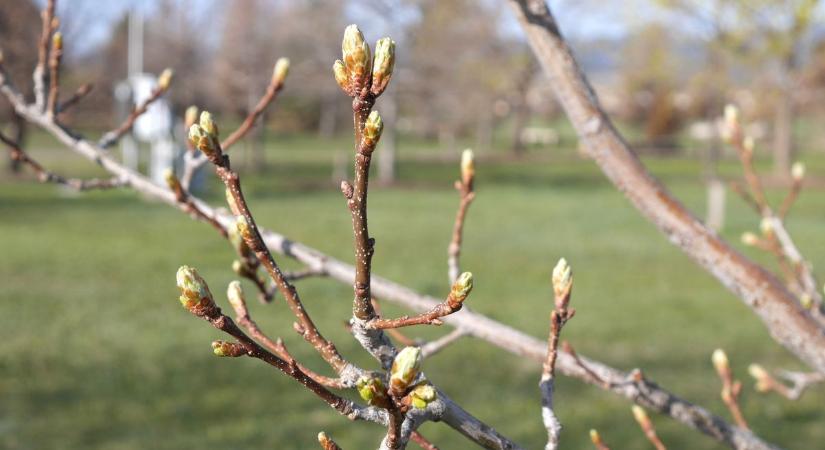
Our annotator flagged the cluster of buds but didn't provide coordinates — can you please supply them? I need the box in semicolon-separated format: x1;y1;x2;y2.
356;375;390;407
552;258;573;305
460;149;475;189
157;68;174;91
176;265;219;318
360;110;384;150
188;111;222;161
334;25;395;98
272;58;290;86
389;346;422;396
448;272;474;308
211;340;246;357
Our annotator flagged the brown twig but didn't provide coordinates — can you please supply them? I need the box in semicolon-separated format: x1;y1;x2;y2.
410;431;440;450
749;364;825;400
540;258;575;450
0;131;123;191
371;298;419;346
165;171;228;238
318;431;343;450
226;281;345;389
589;429;611;450
447;149;476;284
778;165;804;219
561;341;607;388
365;274;472;330
46;32;62;118
98;73;172;149
34;0;56;110
712;349;749;429
632;406;667;450
57;83;93;114
193;118;350;377
729;181;761;214
221;63;286;151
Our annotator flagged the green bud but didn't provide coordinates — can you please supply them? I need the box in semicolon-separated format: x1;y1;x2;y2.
164;168;181;193
361;111;383;148
356;375;387;405
232;260;244;276
272;58;290;85
211;340;245;357
158;68;174;90
461;149;475;185
176;265;217;317
199;111;219;138
333;59;349;93
236;215;253;241
409;383;436;409
390;346;422;393
450;272;473;303
52;32;63;51
552;258;572;300
184;106;199;128
341;24;371;90
371;37;395;96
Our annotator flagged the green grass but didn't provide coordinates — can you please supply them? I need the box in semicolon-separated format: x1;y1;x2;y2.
1;132;824;449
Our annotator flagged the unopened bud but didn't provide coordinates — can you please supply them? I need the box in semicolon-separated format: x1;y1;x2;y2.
371;37;395;96
158;68;174;90
552;258;573;301
164;168;181;193
235;215;253;241
461;149;475;185
227;280;246;313
272;58;289;85
450;272;473;303
792;162;805;181
631;405;651;428
318;432;338;449
390;346;422;393
742;136;754;155
211;340;245;357
52;32;63;51
342;24;371;90
740;232;759;246
590;429;605;447
409;383;436;409
748;364;771;392
361;111;383;149
333;59;349;93
232;259;244;275
711;349;729;375
184;106;199;128
199;111;218;138
759;217;773;236
356;375;388;406
176;265;217;317
724;104;739;129
189;124;219;158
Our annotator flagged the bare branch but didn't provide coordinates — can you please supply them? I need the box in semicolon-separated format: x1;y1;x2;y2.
712;349;749;429
365;273;472;330
447;149;476;283
504;0;825;374
98;69;173;149
420;329;467;359
57;82;93;114
34;0;56;110
46;32;62;118
749;364;825;400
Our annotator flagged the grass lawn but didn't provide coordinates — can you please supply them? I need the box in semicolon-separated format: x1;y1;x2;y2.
1;131;824;449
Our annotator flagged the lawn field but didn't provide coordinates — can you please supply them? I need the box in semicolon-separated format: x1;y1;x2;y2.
1;131;824;449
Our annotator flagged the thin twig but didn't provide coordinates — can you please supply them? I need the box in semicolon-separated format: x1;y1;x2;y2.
540;259;575;450
589;429;611;450
226;281;345;389
58;83;93;114
46;32;62;118
420;329;467;359
98;77;171;149
712;349;749;429
365;277;471;330
221;66;286;151
749;364;825;400
166;171;228;238
318;431;343;450
34;0;56;110
410;431;440;450
632;406;667;450
447;149;475;284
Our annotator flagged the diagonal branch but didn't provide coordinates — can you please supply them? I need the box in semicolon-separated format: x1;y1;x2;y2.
98;69;173;149
504;0;825;374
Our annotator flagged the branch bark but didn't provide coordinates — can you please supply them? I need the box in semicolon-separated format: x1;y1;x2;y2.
504;0;825;374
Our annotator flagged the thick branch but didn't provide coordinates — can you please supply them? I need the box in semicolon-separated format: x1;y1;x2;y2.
505;0;825;374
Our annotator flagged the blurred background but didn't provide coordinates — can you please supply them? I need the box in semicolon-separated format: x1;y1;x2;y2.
2;0;825;448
